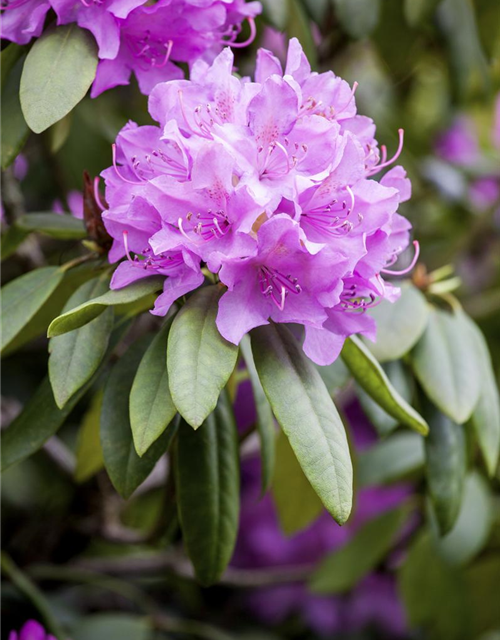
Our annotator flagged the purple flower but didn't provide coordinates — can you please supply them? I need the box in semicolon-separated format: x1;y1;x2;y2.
0;0;51;44
1;0;261;98
102;38;416;364
8;620;57;640
435;116;480;166
91;0;262;97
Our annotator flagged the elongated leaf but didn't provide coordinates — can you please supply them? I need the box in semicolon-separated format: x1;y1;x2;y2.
251;324;353;525
71;614;152;640
100;337;176;499
16;213;86;240
272;429;323;535
1;225;29;261
167;286;238;429
240;336;276;493
176;392;240;586
468;320;500;476
1;55;29;169
342;336;429;435
367;284;430;362
48;276;163;337
411;307;481;424
1;43;24;90
310;504;410;593
2;378;84;472
405;0;440;26
316;358;350;395
20;25;98;134
1;266;64;352
424;406;466;535
3;262;104;357
75;391;104;483
357;432;425;487
49;275;114;408
357;360;413;436
130;319;177;456
398;532;469;640
433;472;492;566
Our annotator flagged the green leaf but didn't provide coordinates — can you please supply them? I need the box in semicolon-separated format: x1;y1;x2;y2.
465;557;500;636
1;225;29;261
20;25;98;134
16;213;86;240
47;276;163;337
251;323;353;525
316;357;351;395
357;432;425;487
100;337;176;499
332;0;381;38
366;283;430;362
3;262;104;357
1;266;65;353
342;336;429;435
404;0;440;26
411;307;481;424
240;336;276;493
357;360;413;436
1;55;29;169
272;429;323;535
167;286;238;429
424;406;466;535
310;504;410;593
70;614;152;640
49;275;114;408
1;44;24;90
468;321;500;476
176;392;240;586
130;319;177;457
398;532;469;640
75;390;105;483
432;471;493;566
2;378;84;472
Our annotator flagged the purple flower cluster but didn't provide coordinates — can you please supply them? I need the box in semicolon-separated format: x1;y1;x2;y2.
101;38;417;365
0;0;261;96
9;620;56;640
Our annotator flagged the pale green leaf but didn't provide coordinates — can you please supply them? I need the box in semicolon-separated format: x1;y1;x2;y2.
411;307;481;424
130;318;177;456
251;324;353;525
342;336;429;435
20;25;98;133
47;276;163;337
75;391;105;483
357;432;425;487
167;285;238;429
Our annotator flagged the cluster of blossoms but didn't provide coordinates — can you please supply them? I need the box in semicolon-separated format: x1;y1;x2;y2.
101;38;418;365
0;0;261;96
232;389;410;637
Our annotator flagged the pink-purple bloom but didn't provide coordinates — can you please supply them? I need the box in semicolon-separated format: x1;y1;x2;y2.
9;620;56;640
1;0;261;96
101;38;417;365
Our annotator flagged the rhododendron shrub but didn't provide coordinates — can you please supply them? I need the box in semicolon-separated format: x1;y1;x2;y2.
2;2;500;638
102;39;418;366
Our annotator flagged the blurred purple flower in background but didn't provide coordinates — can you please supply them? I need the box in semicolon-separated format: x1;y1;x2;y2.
9;620;56;640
